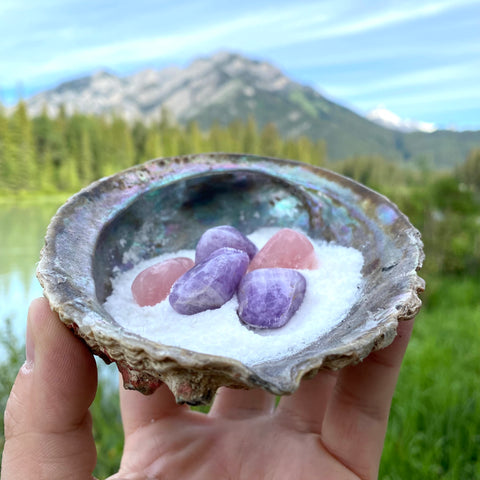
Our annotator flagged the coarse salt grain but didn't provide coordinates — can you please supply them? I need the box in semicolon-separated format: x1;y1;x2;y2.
103;227;364;367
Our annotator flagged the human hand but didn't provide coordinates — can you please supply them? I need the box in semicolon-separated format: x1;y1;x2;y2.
2;297;414;480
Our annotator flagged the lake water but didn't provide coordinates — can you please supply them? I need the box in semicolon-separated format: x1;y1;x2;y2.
0;200;64;340
0;198;120;385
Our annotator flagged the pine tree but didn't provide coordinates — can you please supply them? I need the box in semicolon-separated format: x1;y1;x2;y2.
50;105;70;189
282;139;300;162
296;135;314;164
39;148;56;192
0;104;9;190
93;116;116;178
159;105;174;131
160;124;181;158
32;107;57;191
242;115;259;154
58;154;80;191
457;148;480;191
32;105;50;155
208;121;231;152
111;116;135;170
259;122;282;158
8;102;37;190
227;119;244;153
185;120;204;154
132;121;148;164
144;127;163;161
156;106;181;159
79;127;94;183
311;139;327;167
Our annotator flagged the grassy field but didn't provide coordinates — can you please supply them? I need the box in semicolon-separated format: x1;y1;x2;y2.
380;275;480;479
1;274;479;478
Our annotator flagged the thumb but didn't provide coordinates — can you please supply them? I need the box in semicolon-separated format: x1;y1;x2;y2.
2;297;98;480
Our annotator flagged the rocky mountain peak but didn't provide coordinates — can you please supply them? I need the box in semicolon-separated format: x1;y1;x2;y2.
26;52;295;122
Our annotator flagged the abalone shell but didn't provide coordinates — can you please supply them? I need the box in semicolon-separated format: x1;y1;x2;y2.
37;153;424;405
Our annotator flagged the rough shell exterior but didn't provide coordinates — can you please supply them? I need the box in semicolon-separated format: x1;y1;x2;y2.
37;153;425;405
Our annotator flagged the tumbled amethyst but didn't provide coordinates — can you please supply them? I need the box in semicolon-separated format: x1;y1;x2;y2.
237;268;306;329
170;247;250;315
195;225;258;263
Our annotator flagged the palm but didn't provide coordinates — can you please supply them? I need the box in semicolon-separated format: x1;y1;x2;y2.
107;323;415;480
109;387;361;480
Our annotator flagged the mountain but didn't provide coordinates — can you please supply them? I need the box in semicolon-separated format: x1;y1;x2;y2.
25;52;480;168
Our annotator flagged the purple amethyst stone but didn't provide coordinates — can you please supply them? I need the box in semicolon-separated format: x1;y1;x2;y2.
170;247;249;315
237;268;306;329
195;225;258;263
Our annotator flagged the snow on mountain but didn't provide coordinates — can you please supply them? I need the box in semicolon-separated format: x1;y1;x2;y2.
366;106;437;133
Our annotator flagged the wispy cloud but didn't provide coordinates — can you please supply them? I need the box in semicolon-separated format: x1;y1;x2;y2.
318;0;475;36
272;0;479;46
325;60;480;98
1;0;478;85
365;86;480;110
0;2;337;86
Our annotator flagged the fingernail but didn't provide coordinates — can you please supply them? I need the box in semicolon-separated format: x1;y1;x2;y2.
25;320;35;367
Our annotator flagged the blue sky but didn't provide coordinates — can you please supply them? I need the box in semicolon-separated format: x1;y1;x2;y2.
1;0;479;130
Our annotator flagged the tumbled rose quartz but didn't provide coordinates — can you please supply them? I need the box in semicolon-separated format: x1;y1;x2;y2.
170;247;250;315
131;257;195;307
195;225;258;263
237;268;306;329
247;228;319;272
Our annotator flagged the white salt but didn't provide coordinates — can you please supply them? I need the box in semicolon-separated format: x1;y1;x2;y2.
103;227;364;367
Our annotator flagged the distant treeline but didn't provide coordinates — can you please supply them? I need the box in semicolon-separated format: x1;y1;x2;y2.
0;102;330;193
1;101;479;193
2;101;480;277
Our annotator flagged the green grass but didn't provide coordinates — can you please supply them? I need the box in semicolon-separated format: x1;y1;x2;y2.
0;320;24;457
380;275;480;479
91;364;124;479
0;191;72;206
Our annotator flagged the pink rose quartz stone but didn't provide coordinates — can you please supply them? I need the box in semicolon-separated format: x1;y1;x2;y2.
248;228;319;272
131;257;194;307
